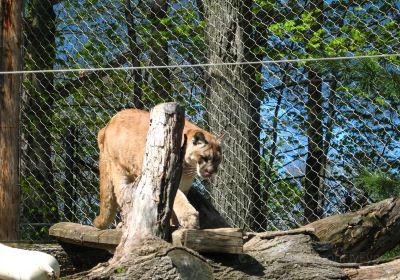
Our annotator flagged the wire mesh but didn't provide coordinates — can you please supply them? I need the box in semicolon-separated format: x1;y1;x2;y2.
17;0;400;239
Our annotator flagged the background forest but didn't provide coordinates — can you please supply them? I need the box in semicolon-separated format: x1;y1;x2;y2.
19;0;400;240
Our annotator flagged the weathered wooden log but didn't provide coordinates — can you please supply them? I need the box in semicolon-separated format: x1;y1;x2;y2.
64;198;400;279
70;233;347;279
302;197;400;262
345;258;400;279
172;228;243;254
253;227;316;240
69;239;214;280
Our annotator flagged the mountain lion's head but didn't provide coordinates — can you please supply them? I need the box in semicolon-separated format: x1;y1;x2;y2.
185;129;222;179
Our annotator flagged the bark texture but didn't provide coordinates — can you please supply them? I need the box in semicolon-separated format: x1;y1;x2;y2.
112;102;185;262
345;258;400;280
0;0;22;240
303;197;400;262
304;67;324;223
204;0;261;231
303;0;325;223
71;234;348;280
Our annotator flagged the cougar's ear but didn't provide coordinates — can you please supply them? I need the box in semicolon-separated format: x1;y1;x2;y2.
192;131;207;145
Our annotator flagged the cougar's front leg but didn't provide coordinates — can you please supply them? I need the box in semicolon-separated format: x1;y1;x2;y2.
173;189;199;229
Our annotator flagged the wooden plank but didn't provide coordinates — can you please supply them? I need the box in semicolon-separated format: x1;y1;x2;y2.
172;228;243;254
49;222;121;251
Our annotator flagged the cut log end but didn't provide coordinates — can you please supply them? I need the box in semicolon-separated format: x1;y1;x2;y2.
172;228;243;254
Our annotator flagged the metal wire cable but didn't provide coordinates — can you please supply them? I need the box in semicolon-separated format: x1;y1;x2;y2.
1;53;399;75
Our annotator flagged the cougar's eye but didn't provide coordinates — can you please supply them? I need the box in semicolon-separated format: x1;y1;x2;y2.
201;156;209;162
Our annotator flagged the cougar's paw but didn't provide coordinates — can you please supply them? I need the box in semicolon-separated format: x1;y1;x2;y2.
180;210;200;229
93;216;105;229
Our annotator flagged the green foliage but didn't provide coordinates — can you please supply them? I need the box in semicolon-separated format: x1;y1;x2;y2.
355;170;400;202
379;244;400;261
114;266;125;274
266;180;304;229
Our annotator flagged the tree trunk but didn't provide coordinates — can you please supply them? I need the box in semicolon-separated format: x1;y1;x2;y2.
204;0;261;231
303;0;325;223
64;126;77;222
124;0;143;109
304;68;324;223
23;0;59;224
0;0;22;240
319;80;337;211
148;0;171;102
111;102;185;263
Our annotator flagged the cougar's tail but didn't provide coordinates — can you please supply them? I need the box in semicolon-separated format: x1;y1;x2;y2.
93;128;118;229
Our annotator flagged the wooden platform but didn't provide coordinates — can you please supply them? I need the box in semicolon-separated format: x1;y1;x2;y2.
49;222;243;254
49;222;122;251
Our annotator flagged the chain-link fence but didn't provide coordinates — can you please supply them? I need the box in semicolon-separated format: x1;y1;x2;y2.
17;0;400;240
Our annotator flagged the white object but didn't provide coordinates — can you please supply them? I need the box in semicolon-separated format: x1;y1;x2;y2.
0;243;60;280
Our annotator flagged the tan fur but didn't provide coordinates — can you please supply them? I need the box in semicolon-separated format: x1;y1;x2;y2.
93;109;222;229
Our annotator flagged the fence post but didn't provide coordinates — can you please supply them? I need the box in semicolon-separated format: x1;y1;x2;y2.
0;0;23;240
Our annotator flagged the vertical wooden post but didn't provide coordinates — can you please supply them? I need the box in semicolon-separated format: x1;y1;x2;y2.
112;102;185;262
0;0;23;240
